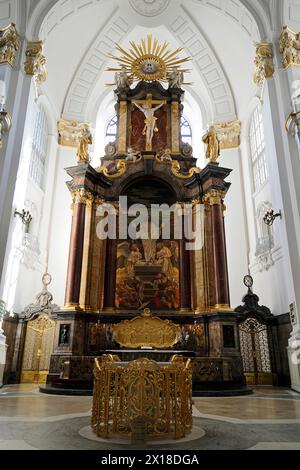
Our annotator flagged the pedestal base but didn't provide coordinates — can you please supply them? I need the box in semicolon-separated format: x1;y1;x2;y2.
288;345;300;394
41;310;248;396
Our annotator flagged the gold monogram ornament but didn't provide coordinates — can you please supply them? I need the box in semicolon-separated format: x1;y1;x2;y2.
92;355;192;442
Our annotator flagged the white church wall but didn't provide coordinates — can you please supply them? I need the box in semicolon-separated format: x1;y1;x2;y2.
0;83;38;313
219;149;249;309
237;84;294;316
46;146;75;308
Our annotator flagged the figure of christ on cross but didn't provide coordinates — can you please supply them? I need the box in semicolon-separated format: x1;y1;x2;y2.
133;94;166;150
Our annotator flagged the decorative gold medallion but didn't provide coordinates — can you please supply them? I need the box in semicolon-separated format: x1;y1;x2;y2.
107;35;190;82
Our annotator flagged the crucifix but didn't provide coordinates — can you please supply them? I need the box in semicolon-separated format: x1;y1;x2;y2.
133;94;166;151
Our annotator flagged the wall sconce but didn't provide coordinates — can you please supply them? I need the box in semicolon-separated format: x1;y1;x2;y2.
263;208;282;226
14;208;32;233
0;80;11;148
286;110;300;138
286;94;300;148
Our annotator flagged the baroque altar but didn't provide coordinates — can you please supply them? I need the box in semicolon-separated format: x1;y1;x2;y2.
41;36;248;396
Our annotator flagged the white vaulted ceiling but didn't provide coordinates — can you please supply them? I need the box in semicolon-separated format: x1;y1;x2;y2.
26;0;274;125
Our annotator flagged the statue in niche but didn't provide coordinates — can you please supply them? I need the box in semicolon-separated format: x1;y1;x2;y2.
168;67;184;89
133;97;166;149
59;324;70;346
202;126;220;162
77;124;92;163
115;66;132;90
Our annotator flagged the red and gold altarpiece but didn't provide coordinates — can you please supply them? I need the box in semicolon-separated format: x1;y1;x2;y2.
42;39;247;395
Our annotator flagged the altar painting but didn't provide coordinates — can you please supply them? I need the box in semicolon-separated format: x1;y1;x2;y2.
116;239;180;310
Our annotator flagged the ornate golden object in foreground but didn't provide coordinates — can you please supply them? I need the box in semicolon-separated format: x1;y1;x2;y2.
202;126;221;162
203;189;226;206
24;41;47;84
113;308;181;349
253;42;274;88
280;26;300;70
92;355;193;442
0;23;20;67
107;35;191;83
213;120;241;150
76;124;92;164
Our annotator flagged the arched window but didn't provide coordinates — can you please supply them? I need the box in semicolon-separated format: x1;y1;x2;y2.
105;115;118;144
249;106;268;192
29;106;48;189
180;116;192;146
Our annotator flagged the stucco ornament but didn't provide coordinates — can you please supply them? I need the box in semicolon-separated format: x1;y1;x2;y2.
129;0;170;17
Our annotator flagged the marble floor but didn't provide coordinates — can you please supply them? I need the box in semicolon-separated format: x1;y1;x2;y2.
0;384;300;450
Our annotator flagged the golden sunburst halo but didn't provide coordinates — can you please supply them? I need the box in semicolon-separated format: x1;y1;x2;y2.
106;35;191;83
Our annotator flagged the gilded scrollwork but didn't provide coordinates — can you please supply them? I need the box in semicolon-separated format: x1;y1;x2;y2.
113;308;181;349
280;26;300;70
97;159;127;179
0;23;20;67
171;160;200;179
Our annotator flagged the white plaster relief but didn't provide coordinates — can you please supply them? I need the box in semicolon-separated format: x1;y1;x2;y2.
63;12;131;119
129;0;171;17
169;6;236;120
189;0;259;39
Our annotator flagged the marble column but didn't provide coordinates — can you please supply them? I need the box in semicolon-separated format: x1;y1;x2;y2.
79;197;94;310
200;163;232;311
64;190;91;309
210;193;230;309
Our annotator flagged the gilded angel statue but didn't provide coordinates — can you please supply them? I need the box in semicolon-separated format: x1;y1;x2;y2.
77;124;92;163
202;126;220;162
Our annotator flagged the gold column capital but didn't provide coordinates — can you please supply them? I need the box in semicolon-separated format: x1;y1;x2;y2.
203;189;226;206
211;120;241;150
253;42;274;88
24;40;47;84
280;26;300;70
58;118;91;147
71;189;94;206
0;23;20;67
